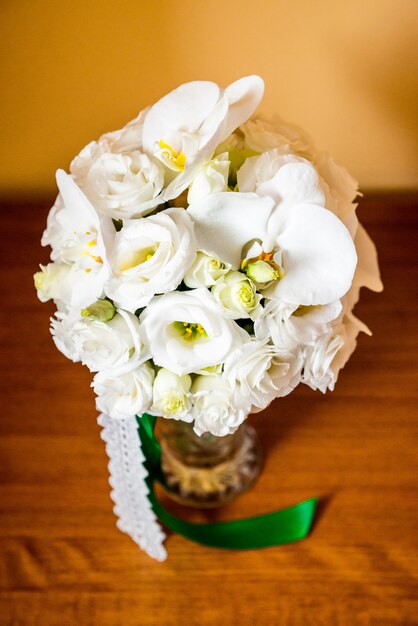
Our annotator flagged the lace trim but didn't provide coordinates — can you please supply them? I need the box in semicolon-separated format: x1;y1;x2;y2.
98;413;167;561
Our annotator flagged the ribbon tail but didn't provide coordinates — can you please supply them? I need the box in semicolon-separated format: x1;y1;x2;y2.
137;413;318;552
149;491;317;550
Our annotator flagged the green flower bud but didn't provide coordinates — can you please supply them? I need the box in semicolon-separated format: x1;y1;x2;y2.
244;260;281;284
81;299;116;322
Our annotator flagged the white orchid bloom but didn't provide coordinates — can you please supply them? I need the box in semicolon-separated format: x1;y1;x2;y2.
142;75;264;201
41;170;111;310
188;187;357;306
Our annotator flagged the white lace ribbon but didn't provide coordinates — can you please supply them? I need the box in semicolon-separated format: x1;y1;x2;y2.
98;413;167;561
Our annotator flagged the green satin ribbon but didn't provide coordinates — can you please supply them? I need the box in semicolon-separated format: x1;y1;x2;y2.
137;413;318;550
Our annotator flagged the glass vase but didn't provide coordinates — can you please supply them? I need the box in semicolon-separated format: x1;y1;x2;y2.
157;418;263;509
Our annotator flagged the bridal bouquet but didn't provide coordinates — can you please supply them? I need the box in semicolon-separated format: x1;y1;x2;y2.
35;75;382;437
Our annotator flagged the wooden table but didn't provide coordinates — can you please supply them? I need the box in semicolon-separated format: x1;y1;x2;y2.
1;193;417;625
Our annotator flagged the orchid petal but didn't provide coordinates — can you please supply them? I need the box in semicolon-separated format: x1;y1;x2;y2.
238;153;325;212
266;203;357;305
55;169;100;232
222;75;264;140
142;81;222;154
187;192;274;268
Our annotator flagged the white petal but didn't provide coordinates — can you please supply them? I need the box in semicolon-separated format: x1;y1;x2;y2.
222;75;264;140
239;155;325;212
55;169;100;231
142;81;222;154
353;223;383;292
266;203;357;305
187;192;275;267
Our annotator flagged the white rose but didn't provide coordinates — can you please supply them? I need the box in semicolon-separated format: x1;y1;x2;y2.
105;207;196;313
70;108;148;184
50;311;82;363
51;309;145;373
151;368;192;421
139;288;247;375
183;252;231;288
187;153;229;204
83;151;165;219
191;375;246;437
211;271;262;320
34;263;75;306
224;339;302;414
255;299;342;350
241;114;314;157
241;117;359;235
302;311;370;393
93;361;155;420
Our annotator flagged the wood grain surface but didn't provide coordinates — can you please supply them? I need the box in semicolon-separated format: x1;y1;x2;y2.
0;193;417;626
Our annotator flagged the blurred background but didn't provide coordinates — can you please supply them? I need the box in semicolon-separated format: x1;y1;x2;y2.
0;0;417;194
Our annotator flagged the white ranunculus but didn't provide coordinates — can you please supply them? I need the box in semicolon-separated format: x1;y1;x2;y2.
70;108;149;185
51;309;145;373
223;339;302;414
183;252;231;288
237;150;325;216
50;311;82;363
241;114;314;157
93;361;155;420
191;375;246;437
83;151;165;219
315;152;359;234
151;368;192;421
142;76;264;201
255;299;342;350
187;153;230;204
42;170;110;310
105;207;196;313
211;271;262;320
301;312;369;393
139;288;248;376
188;189;357;306
241;117;360;236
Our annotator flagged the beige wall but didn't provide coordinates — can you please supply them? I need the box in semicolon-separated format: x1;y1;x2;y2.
0;0;417;193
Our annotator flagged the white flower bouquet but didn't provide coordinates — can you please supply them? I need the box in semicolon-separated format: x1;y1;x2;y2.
35;75;382;438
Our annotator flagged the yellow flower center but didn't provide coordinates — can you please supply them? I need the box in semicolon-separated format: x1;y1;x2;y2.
173;321;208;342
158;140;187;171
118;245;157;273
